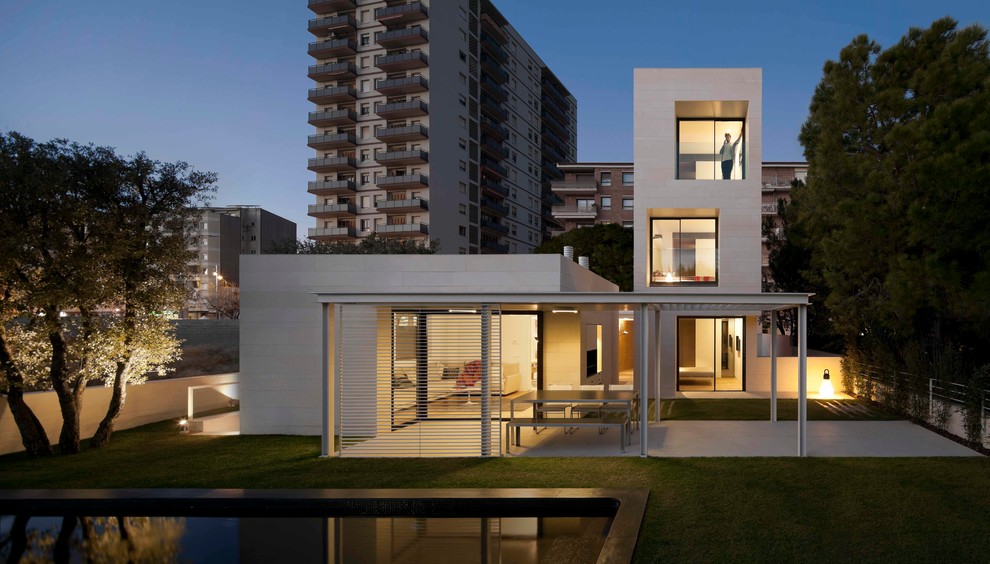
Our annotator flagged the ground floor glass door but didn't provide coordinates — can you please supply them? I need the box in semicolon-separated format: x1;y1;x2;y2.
677;317;744;391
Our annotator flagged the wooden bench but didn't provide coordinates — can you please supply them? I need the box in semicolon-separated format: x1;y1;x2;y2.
505;415;629;454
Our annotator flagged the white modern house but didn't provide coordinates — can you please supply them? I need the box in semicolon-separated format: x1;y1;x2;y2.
239;69;826;457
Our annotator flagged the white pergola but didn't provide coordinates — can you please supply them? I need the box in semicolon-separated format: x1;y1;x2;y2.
315;291;813;457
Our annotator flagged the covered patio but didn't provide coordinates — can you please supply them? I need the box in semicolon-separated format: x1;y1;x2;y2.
315;291;823;458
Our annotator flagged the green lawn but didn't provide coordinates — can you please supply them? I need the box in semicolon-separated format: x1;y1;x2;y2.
1;421;987;562
660;398;901;421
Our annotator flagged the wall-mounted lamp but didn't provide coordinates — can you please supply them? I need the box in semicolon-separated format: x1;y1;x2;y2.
819;369;834;399
178;418;189;433
552;307;578;314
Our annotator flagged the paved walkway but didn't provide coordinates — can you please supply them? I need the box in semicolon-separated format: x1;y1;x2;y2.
509;420;982;457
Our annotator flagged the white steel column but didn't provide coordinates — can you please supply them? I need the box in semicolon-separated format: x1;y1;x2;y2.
639;304;649;457
770;309;778;423
321;303;331;458
797;304;808;457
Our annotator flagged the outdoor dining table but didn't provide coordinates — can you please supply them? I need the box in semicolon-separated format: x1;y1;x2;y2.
508;389;639;425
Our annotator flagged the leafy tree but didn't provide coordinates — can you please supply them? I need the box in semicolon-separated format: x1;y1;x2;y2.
274;232;439;254
0;132;215;454
534;224;633;291
793;18;990;363
205;282;240;319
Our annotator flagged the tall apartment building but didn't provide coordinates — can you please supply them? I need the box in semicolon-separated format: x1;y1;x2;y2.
185;206;296;318
550;163;635;233
306;0;576;254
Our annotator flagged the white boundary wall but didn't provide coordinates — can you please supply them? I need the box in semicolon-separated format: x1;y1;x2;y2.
0;373;238;455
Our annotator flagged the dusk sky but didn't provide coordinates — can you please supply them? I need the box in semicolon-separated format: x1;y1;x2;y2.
1;0;986;237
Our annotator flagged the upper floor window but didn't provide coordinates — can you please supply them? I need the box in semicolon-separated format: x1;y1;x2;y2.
677;120;745;180
622;172;634;185
600;172;612;186
600;196;612;210
650;218;717;285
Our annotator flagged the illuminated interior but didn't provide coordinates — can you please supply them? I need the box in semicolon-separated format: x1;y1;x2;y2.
650;218;717;284
677;119;745;180
677;317;744;391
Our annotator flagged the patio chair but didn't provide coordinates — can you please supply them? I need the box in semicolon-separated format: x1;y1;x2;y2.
534;384;573;434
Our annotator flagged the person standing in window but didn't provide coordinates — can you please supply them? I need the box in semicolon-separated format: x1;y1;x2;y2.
720;132;742;180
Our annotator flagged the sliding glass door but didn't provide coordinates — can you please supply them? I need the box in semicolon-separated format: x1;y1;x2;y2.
676;317;744;391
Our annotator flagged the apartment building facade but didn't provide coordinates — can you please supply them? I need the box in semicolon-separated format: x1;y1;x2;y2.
306;0;577;255
549;161;808;281
550;163;634;233
760;161;807;274
185;206;296;318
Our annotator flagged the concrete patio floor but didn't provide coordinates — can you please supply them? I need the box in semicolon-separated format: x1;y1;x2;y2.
508;420;982;458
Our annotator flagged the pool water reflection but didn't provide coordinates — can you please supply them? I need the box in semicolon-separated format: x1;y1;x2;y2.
1;514;613;563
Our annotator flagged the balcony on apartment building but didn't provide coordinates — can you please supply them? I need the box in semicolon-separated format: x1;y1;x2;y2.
307;38;356;59
308;14;356;37
375;198;429;213
376;75;429;96
480;33;508;64
542;141;567;165
375;51;429;72
375;124;428;143
480;138;509;161
375;2;428;25
375;174;429;190
551;179;599;195
374;149;428;166
480;197;510;216
480;12;508;44
480;55;509;84
480;116;509;141
308;226;356;240
480;96;509;122
308;0;356;16
308;109;357;127
552;202;598;219
541;158;565;180
481;158;508;179
543;109;570;137
481;178;509;199
480;218;509;235
376;223;429;237
480;239;509;254
308;202;357;219
308;156;357;173
541;126;568;150
308;85;357;104
375;99;428;119
307;132;357;151
375;26;429;49
308;180;357;196
308;61;357;82
542;94;569;124
479;75;508;102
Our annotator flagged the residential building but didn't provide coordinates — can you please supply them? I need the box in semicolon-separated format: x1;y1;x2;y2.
548;161;808;282
550;163;634;233
306;0;576;255
761;161;807;277
185;206;296;318
240;68;825;458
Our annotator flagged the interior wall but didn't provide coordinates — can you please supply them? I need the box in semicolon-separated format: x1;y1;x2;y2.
696;318;715;369
618;318;635;372
543;311;581;387
501;315;535;392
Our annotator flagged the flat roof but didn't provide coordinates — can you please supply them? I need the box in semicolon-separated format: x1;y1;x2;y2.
314;291;811;312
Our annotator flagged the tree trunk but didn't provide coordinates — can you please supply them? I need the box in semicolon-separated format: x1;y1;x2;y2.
0;330;52;456
91;308;134;448
90;361;127;448
47;319;81;454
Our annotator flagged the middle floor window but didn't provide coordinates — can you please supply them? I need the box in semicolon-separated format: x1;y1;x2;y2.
650;218;717;285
